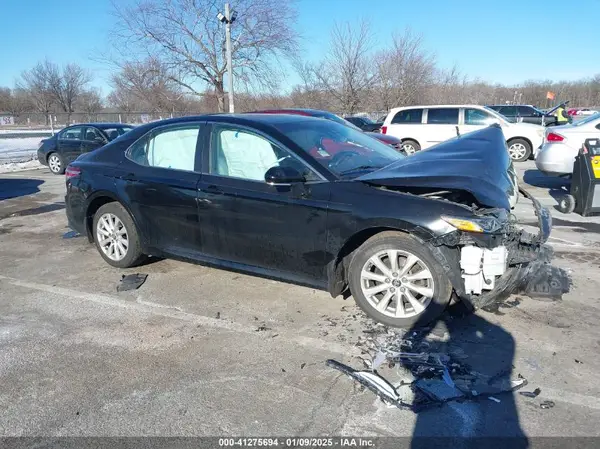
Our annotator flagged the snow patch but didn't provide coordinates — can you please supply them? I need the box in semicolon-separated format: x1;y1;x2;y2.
0;159;44;173
0;137;43;163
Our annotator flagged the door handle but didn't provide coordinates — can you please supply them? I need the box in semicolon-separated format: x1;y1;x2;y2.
202;184;223;194
119;173;136;181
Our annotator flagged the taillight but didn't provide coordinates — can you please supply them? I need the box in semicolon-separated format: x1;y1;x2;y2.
547;132;564;142
381;126;387;134
65;165;81;179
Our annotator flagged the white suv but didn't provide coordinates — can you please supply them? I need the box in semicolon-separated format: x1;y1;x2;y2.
381;105;545;162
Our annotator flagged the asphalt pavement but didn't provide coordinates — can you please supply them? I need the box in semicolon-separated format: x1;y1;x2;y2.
1;162;600;441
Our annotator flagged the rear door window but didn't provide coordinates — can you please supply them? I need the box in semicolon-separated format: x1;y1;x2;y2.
426;108;459;124
127;124;201;172
391;109;423;124
517;106;536;117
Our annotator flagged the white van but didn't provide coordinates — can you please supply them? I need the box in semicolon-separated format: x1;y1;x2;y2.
381;105;545;162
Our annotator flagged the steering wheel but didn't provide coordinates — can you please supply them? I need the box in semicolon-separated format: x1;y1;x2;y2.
328;151;360;170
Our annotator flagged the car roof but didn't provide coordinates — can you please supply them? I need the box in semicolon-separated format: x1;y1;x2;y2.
388;104;487;113
66;123;134;129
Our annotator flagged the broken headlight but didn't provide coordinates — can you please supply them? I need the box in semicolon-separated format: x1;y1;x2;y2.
441;215;505;234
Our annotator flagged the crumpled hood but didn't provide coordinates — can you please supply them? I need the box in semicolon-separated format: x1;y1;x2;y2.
356;125;515;210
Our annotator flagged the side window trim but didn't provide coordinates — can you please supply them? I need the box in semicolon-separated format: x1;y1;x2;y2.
125;121;204;173
204;121;327;183
426;108;459;125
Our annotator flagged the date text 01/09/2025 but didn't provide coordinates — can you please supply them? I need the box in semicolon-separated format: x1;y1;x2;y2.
218;438;375;447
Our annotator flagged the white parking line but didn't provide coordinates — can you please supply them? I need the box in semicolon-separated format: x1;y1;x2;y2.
0;274;357;357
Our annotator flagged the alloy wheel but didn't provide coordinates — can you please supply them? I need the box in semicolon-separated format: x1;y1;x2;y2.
402;143;417;155
508;143;527;160
48;154;61;173
96;213;129;261
360;249;434;318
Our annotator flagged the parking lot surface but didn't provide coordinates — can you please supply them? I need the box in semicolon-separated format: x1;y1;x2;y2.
1;162;600;438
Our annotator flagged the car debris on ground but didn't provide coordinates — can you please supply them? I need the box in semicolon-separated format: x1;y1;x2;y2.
326;318;533;412
116;273;148;292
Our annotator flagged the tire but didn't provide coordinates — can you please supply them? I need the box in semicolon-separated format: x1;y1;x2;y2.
507;138;532;162
348;231;452;328
92;202;145;268
47;152;65;175
557;194;576;214
401;139;420;155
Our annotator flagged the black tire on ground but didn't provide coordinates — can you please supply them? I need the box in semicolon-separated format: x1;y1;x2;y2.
92;202;145;268
47;152;65;175
348;231;453;328
557;194;576;214
401;139;421;155
507;138;532;162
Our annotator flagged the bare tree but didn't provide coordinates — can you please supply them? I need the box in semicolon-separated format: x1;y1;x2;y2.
77;88;104;121
312;20;376;114
18;61;55;124
109;0;299;112
110;58;183;112
45;63;91;123
373;30;436;109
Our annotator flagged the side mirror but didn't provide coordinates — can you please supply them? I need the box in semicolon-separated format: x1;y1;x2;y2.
264;166;305;185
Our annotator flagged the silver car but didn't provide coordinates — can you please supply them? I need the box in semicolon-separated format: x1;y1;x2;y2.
535;112;600;176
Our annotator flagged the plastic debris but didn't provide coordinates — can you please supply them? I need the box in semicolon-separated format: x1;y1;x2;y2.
488;396;501;403
415;379;465;401
540;400;555;409
519;388;541;398
116;273;148;292
574;359;583;364
62;230;81;239
521;265;571;301
371;351;387;370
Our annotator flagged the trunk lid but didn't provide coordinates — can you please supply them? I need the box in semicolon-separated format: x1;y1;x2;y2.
356;125;515;210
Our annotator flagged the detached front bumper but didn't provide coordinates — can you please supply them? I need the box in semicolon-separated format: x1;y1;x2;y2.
430;188;553;308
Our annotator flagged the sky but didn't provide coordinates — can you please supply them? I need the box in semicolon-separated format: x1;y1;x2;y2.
1;0;599;95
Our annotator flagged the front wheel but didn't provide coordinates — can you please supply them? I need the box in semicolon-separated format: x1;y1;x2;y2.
348;232;452;328
507;139;532;162
93;202;145;268
401;139;420;155
47;153;65;175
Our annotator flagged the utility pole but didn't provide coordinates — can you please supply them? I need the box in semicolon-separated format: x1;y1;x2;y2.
218;4;237;113
225;3;234;113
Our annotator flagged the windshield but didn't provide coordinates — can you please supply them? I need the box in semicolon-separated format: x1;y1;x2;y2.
573;112;600;126
103;126;134;141
275;119;405;177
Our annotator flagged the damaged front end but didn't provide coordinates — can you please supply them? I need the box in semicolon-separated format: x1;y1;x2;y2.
427;187;553;309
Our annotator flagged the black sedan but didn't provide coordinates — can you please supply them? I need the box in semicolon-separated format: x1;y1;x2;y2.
344;115;383;132
487;104;564;126
37;123;134;174
65;115;551;328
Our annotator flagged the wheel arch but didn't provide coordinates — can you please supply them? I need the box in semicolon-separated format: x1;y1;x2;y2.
507;136;533;149
326;222;433;298
85;192;145;247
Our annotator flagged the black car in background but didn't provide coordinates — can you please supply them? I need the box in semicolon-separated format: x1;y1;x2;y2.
344;115;383;132
37;123;134;174
65;114;550;328
487;104;560;126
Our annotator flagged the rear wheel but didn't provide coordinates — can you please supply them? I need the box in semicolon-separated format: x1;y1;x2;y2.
507;139;532;162
401;139;420;155
348;232;452;328
93;202;145;268
47;153;65;174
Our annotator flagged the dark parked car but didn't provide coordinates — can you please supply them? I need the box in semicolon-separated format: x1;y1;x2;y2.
344;115;383;132
65;114;551;328
37;123;134;174
253;108;404;152
487;104;564;126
